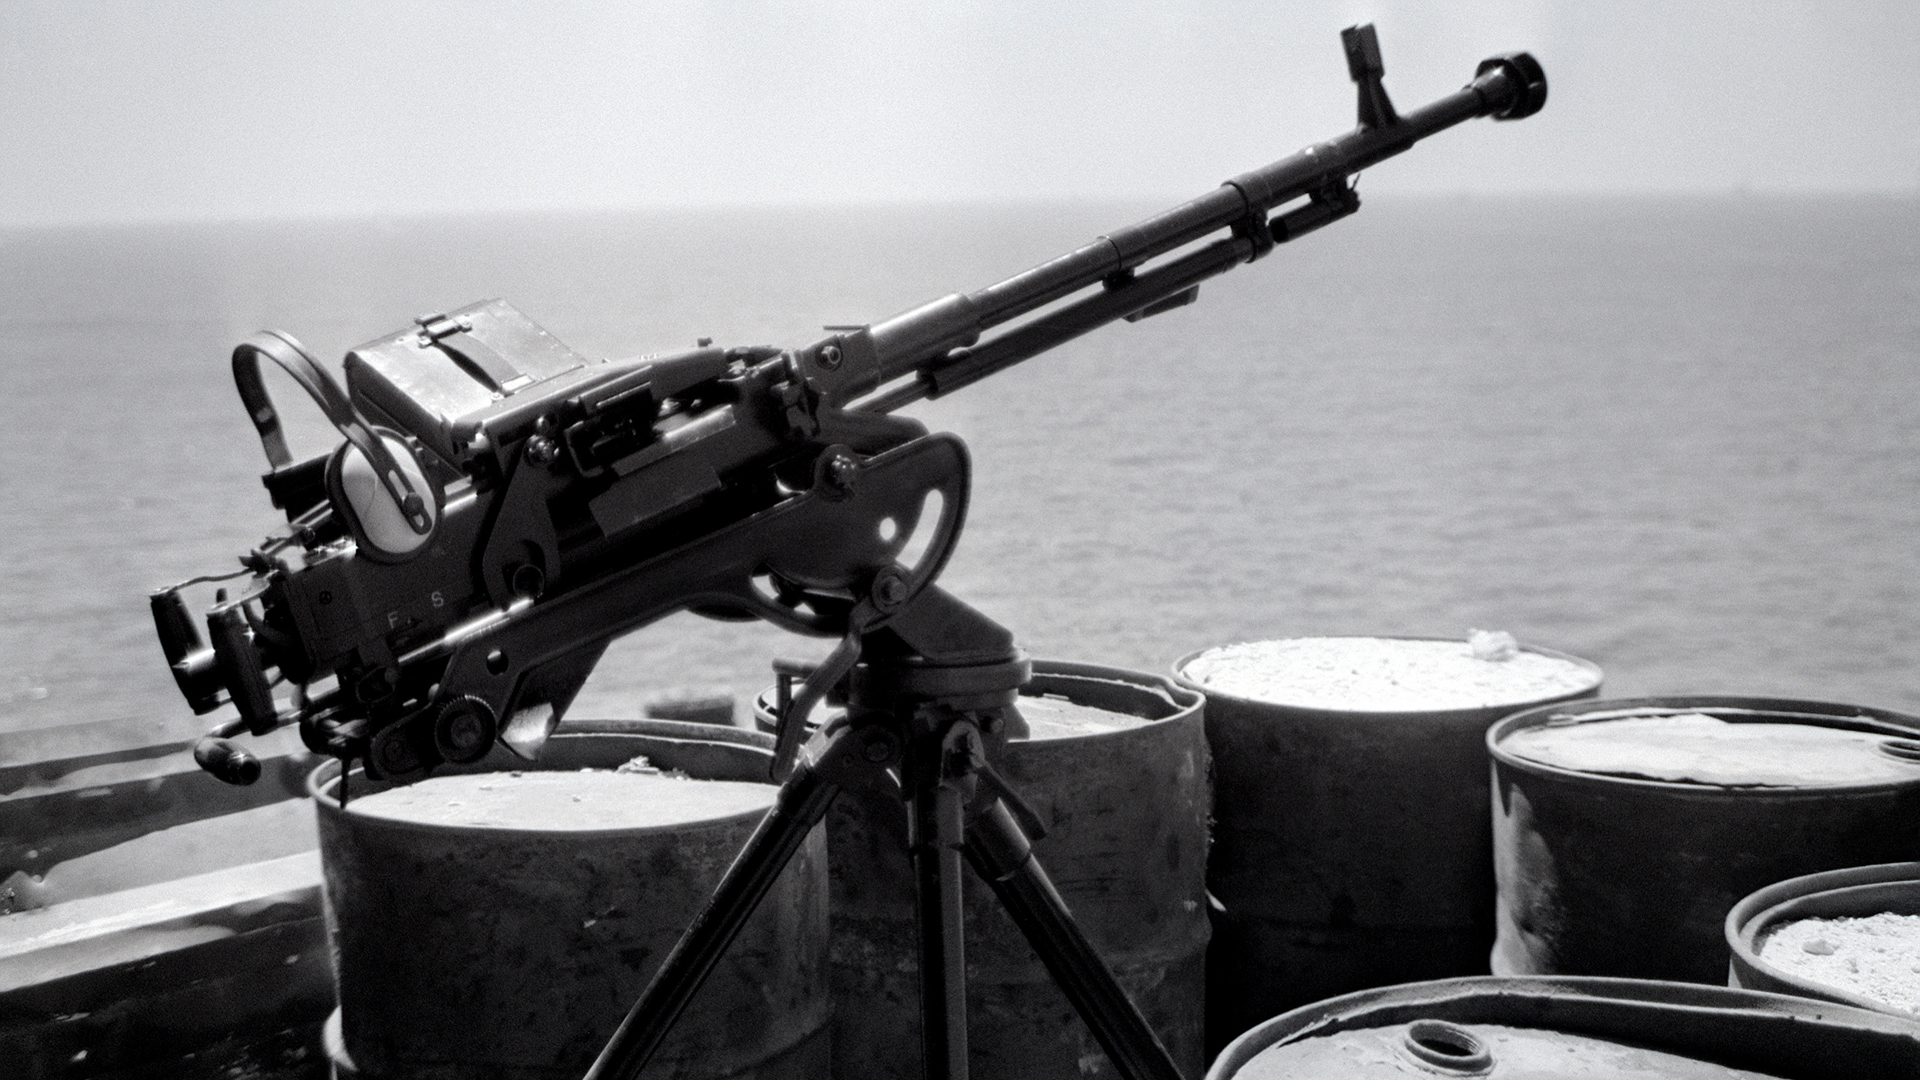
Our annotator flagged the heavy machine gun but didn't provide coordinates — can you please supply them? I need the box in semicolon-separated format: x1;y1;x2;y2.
150;25;1544;1080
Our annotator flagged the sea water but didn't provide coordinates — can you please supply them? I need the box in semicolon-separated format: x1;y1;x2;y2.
2;194;1917;737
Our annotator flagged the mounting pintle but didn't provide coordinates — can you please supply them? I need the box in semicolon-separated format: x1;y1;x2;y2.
1343;24;1399;129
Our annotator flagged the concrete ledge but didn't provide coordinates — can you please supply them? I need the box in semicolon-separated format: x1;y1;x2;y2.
0;852;330;1079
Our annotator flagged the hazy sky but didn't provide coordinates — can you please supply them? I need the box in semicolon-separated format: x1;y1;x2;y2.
4;1;1917;227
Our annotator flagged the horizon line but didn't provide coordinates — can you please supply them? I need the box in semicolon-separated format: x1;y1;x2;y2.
6;186;1918;234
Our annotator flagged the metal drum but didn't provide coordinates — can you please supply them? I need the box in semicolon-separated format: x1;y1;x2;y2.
311;720;829;1080
1206;975;1920;1079
1489;697;1920;984
1173;635;1602;1053
1727;861;1920;1019
761;659;1211;1080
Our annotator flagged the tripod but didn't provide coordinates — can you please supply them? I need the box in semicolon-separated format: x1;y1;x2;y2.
580;584;1186;1080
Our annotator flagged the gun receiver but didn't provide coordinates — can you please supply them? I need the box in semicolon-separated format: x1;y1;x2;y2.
152;25;1544;787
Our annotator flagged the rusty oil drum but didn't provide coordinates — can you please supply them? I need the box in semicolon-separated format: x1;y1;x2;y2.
1489;697;1920;984
312;721;829;1080
1727;861;1920;1018
758;659;1212;1080
1206;975;1920;1079
1173;636;1602;1053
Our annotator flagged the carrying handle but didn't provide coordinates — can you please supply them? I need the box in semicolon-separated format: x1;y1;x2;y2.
232;330;433;535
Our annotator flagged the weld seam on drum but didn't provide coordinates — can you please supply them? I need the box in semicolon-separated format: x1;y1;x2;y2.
1488;696;1920;986
311;720;830;1080
1173;636;1602;1054
1206;975;1920;1080
1727;860;1920;1017
761;659;1212;1080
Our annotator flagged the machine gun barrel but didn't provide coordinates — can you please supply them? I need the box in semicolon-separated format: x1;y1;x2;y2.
850;26;1544;411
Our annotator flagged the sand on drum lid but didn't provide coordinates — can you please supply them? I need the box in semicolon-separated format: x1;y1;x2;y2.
1015;693;1154;740
341;764;776;830
1180;635;1596;712
1499;714;1920;787
1760;912;1920;1016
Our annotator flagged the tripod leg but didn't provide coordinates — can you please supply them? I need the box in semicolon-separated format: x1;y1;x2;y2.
583;749;843;1080
965;799;1187;1080
908;736;972;1080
